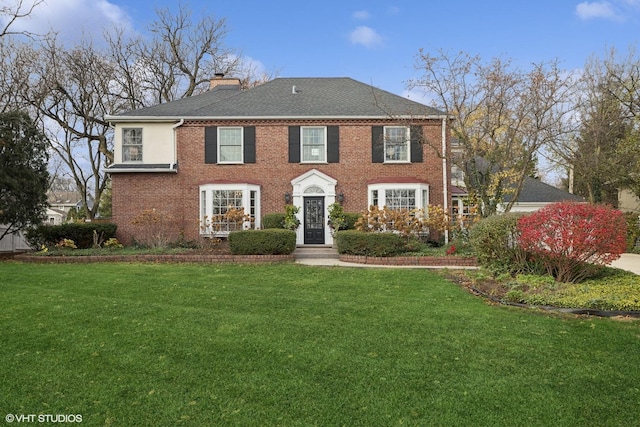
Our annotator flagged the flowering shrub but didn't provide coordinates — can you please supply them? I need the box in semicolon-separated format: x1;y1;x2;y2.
518;202;627;283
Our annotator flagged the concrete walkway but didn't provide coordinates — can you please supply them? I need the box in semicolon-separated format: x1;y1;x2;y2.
611;253;640;275
295;247;640;275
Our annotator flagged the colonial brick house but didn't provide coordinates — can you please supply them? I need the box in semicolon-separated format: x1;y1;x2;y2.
106;76;452;246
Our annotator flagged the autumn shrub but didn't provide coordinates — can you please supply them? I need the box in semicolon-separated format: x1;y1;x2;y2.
131;209;174;248
468;213;534;276
355;205;449;240
517;202;627;283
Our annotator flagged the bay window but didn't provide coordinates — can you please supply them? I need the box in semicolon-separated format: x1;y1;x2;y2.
199;184;260;235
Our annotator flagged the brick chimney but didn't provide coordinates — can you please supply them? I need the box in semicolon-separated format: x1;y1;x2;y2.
209;73;242;90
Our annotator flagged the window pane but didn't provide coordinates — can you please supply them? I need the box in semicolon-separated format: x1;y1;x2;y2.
385;189;416;211
384;127;409;162
210;190;244;232
219;128;242;162
122;128;142;162
302;127;326;162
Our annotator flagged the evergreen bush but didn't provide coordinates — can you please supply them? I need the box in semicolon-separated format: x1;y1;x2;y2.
26;223;117;249
262;213;286;229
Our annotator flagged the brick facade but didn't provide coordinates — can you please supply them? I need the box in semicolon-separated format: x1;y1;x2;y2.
112;118;451;244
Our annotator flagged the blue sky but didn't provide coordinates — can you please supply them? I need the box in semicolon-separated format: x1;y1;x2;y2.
6;0;640;100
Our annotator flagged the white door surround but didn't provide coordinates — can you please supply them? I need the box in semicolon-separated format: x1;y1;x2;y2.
290;169;338;246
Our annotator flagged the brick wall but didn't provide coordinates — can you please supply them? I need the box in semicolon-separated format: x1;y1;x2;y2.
112;119;450;244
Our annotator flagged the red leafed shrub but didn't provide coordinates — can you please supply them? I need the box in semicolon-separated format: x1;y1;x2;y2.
517;202;627;283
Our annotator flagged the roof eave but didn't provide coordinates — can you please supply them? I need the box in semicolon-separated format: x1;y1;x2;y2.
106;114;450;122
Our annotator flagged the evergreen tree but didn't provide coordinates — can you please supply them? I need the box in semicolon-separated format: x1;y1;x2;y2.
0;111;49;241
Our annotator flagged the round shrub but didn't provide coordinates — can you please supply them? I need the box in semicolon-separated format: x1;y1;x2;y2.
335;230;405;257
228;229;296;255
469;213;531;276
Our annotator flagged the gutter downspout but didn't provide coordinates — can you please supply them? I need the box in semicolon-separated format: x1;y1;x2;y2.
171;119;184;170
442;117;449;245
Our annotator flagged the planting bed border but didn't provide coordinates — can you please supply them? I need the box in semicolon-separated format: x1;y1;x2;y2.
470;286;640;319
339;254;477;267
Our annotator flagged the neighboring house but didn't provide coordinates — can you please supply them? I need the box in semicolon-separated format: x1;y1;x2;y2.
619;189;640;213
105;76;452;246
450;144;585;218
501;176;585;212
47;191;84;224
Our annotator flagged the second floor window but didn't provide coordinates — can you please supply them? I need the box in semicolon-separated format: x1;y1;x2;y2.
122;128;142;162
384;126;410;162
218;127;243;163
301;127;326;162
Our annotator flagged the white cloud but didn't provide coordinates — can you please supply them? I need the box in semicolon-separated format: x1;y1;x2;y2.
576;1;618;19
353;10;370;20
2;0;132;44
349;26;383;48
574;0;640;20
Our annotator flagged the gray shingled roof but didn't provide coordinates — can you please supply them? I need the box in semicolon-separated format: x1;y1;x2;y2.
505;176;585;203
108;77;445;119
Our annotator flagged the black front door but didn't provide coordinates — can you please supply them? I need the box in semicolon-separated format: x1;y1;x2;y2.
304;197;325;244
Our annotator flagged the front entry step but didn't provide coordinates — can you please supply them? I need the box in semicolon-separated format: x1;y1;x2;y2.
294;247;339;260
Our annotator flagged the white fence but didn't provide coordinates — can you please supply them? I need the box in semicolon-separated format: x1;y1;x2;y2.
0;227;31;252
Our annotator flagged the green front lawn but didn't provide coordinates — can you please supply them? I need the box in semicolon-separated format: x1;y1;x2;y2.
1;262;639;426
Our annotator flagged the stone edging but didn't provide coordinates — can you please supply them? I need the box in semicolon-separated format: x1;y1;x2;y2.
339;254;478;267
15;254;295;264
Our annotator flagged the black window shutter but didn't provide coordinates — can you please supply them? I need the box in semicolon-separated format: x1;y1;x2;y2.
288;126;300;163
205;126;217;164
243;126;256;163
371;126;384;163
327;126;339;163
410;126;423;163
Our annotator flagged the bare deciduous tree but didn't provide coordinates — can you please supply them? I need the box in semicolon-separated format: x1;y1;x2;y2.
411;49;575;216
0;0;45;38
2;4;259;219
548;48;640;203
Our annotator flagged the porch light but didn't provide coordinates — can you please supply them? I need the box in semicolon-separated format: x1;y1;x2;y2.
284;192;291;204
337;193;344;204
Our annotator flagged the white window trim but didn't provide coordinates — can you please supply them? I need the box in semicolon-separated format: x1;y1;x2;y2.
217;127;244;164
300;126;327;164
367;183;429;211
199;183;261;236
122;127;143;163
383;126;411;164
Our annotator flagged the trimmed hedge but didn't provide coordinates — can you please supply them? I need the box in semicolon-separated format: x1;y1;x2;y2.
26;223;117;249
262;213;286;229
335;230;405;257
228;229;296;255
